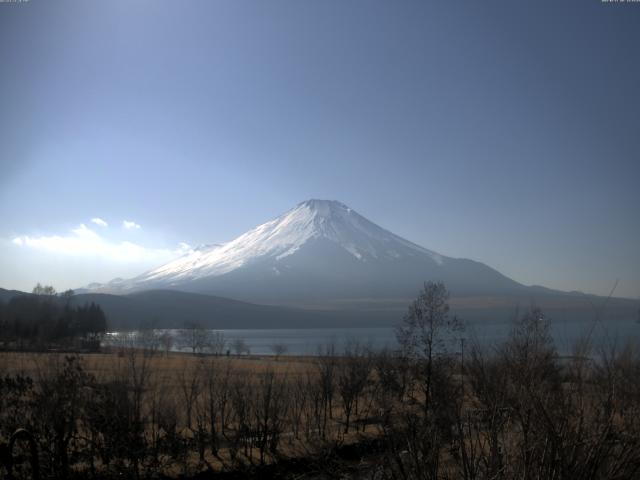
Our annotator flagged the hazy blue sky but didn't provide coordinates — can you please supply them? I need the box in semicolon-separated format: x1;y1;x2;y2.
1;0;638;298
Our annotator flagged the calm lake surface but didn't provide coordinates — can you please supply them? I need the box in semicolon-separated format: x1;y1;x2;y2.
107;317;640;356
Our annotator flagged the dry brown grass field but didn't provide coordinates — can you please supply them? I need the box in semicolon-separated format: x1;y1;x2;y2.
1;303;639;479
0;350;316;380
0;348;385;478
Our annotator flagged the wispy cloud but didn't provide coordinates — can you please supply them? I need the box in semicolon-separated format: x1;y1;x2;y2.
12;223;189;263
123;220;141;230
91;217;108;227
177;242;193;254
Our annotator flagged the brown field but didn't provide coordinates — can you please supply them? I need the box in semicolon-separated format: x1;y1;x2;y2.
1;324;639;480
0;350;316;380
0;348;382;478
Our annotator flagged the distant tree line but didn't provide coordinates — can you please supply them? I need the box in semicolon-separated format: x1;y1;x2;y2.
0;284;107;350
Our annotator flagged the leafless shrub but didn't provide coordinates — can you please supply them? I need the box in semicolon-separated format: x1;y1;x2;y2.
177;323;221;355
231;337;250;357
29;356;95;478
251;368;289;464
315;343;337;439
337;341;372;433
270;342;288;360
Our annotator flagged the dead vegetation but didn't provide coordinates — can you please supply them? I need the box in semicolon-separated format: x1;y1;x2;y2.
0;282;639;479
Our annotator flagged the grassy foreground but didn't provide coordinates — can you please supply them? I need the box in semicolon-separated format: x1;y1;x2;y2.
1;305;639;479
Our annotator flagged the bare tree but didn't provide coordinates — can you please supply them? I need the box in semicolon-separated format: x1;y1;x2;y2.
316;343;337;438
138;328;161;353
337;341;371;433
203;357;234;456
176;360;203;432
32;283;56;297
251;369;289;464
158;331;174;356
231;338;250;357
228;375;252;462
396;281;462;415
209;331;226;356
289;375;308;440
270;342;288;360
374;348;411;404
31;355;92;478
178;322;212;355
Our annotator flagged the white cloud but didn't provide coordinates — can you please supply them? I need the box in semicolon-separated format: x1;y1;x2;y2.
91;217;108;227
123;220;141;230
11;223;187;263
177;242;193;254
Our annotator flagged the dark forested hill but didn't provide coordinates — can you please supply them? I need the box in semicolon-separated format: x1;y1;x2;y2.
69;289;395;330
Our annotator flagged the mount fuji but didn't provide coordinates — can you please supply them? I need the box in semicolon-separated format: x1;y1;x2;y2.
87;200;531;307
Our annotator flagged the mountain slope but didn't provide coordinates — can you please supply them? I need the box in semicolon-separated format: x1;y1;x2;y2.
0;287;398;329
71;290;394;330
3;286;637;331
70;290;640;330
0;287;29;304
90;199;525;306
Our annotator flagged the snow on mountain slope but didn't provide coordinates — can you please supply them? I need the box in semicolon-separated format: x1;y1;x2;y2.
135;199;444;285
77;200;637;318
85;199;524;304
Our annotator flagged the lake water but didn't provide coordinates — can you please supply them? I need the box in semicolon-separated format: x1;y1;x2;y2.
106;317;640;356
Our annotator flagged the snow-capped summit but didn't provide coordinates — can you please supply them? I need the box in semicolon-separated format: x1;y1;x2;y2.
89;200;524;306
134;199;442;285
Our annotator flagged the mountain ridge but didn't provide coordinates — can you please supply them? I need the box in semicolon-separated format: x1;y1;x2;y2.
84;199;530;305
1;286;636;331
